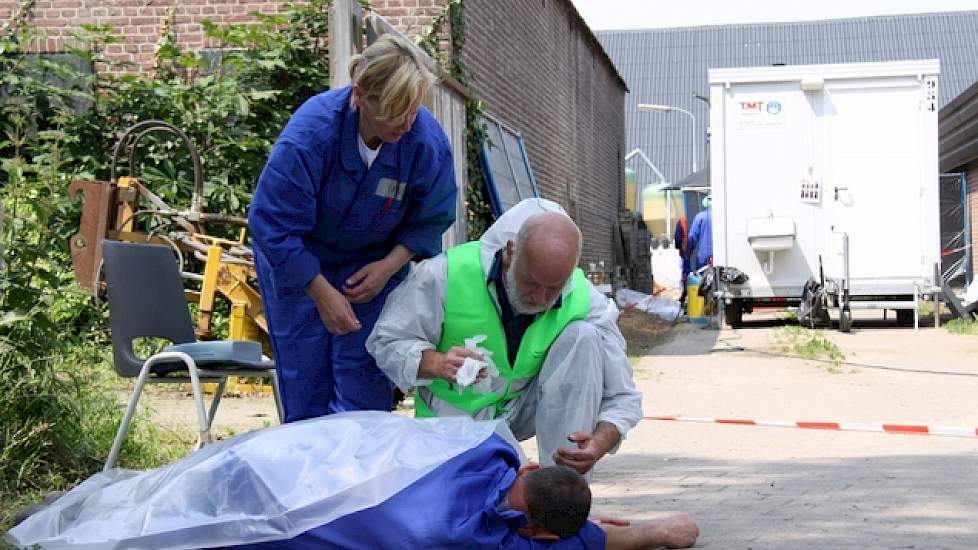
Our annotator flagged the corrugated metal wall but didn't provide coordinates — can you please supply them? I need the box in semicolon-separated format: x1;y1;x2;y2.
598;11;978;188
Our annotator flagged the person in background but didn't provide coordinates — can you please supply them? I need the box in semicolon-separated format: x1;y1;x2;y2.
686;195;713;274
248;34;457;422
673;215;689;304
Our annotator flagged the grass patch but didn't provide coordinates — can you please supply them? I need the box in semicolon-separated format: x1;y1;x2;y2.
773;325;846;370
0;349;190;532
944;318;978;336
777;309;800;322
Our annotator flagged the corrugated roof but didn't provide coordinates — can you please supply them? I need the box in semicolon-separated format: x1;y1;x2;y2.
598;11;978;186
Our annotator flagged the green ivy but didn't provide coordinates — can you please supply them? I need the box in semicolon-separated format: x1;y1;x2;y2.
417;0;494;240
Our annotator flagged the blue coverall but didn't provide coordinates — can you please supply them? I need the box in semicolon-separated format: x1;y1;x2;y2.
249;86;457;422
686;208;713;272
234;434;607;550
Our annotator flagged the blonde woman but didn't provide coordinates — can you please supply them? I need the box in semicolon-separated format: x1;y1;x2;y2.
249;34;457;422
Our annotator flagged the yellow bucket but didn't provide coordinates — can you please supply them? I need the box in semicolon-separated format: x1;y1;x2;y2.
686;274;707;322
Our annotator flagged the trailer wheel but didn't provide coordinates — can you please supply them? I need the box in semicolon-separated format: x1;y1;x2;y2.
725;302;743;328
839;309;852;333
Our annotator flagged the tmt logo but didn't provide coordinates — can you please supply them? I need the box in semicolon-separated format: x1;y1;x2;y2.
739;101;765;112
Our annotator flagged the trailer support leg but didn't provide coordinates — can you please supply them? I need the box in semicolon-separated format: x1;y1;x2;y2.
913;284;919;331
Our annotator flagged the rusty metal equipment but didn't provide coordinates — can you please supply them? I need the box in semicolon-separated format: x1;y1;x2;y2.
69;120;271;394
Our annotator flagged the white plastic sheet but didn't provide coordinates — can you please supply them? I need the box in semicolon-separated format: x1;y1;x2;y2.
6;412;507;550
965;279;978;306
615;288;682;321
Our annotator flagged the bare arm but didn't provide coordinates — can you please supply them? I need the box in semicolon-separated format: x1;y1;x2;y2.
598;514;699;550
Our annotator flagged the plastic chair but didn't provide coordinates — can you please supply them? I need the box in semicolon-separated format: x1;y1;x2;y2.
101;239;283;470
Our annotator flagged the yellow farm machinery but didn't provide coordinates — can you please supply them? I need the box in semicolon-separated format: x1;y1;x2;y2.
69;121;271;394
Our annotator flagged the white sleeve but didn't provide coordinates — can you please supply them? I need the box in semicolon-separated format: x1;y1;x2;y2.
587;284;643;439
366;255;447;392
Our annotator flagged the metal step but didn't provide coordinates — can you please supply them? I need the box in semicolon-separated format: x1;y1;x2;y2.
847;301;916;310
940;279;976;320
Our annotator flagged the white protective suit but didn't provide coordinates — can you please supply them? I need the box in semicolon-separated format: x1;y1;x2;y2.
367;198;643;467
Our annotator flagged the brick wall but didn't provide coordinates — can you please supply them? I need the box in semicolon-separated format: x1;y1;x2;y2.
460;0;626;267
0;0;285;73
3;0;627;266
369;0;443;37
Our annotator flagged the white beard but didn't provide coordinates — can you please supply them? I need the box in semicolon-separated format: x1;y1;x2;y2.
504;264;557;315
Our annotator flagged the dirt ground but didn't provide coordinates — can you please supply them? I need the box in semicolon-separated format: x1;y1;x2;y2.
144;310;978;548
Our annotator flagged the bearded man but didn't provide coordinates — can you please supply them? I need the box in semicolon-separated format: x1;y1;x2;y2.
368;198;642;475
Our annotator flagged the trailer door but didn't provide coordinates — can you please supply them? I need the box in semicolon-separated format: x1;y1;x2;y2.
822;79;925;283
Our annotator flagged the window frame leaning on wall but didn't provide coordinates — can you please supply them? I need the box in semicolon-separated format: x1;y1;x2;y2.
479;113;539;215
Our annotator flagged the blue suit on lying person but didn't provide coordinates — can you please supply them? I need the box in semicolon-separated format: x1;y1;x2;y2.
7;413;605;550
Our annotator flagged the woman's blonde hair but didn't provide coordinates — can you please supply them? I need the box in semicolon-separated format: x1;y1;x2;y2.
349;34;437;122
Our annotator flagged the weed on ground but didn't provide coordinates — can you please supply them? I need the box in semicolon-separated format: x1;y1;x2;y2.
772;325;846;372
944;318;978;336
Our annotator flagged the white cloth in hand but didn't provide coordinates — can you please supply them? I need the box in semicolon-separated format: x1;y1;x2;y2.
455;335;498;393
455;357;486;387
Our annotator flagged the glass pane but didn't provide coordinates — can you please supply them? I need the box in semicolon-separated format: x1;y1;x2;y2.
480;116;540;213
485;121;519;211
502;132;535;200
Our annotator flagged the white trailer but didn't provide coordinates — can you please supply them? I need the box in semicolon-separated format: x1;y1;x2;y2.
708;60;941;330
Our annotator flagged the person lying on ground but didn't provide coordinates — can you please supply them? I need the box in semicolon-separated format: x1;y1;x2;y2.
7;412;697;550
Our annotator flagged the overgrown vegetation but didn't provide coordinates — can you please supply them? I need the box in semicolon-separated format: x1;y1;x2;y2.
944;317;978;335
0;0;332;526
417;0;494;239
773;325;846;371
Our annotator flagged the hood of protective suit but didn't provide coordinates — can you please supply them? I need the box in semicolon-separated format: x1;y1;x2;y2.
477;198;578;297
478;198;568;255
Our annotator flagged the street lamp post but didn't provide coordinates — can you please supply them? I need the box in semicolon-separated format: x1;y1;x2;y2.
637;103;697;173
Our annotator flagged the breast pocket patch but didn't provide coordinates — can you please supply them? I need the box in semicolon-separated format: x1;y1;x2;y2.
375;177;406;201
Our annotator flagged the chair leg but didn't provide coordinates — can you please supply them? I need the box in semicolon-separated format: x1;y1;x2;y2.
269;369;285;424
206;379;227;431
182;356;213;448
104;357;156;472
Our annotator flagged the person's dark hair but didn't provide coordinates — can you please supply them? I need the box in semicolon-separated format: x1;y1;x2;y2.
523;465;592;538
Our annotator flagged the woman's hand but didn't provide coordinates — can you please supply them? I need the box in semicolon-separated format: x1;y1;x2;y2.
343;245;414;304
343;258;398;304
307;275;362;334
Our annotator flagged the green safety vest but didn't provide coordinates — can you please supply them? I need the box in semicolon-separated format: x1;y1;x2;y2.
415;241;591;419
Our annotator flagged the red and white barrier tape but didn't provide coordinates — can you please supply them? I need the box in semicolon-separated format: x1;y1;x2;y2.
644;416;978;438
